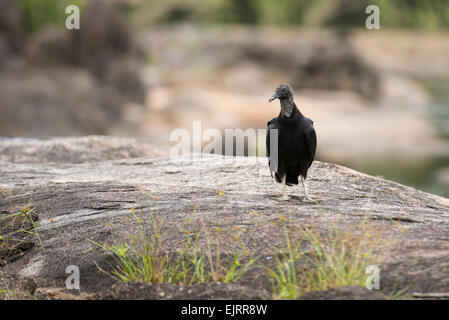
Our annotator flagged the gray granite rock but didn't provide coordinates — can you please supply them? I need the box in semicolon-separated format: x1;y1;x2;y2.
1;136;448;299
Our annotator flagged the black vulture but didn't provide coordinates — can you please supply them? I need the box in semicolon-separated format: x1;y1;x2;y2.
266;83;317;201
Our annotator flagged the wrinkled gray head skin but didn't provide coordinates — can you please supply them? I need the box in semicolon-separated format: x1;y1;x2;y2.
269;83;295;117
268;83;294;102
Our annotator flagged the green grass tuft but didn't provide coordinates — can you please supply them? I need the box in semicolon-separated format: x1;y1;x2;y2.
90;201;256;285
264;217;396;299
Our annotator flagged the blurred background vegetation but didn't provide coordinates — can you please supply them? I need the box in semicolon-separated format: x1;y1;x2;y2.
17;0;83;34
2;0;449;198
16;0;449;34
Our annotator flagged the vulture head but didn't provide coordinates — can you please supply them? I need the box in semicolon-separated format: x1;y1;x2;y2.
269;83;295;117
268;83;294;103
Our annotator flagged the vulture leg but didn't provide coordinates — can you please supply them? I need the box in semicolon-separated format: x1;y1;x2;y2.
275;176;290;201
301;176;317;202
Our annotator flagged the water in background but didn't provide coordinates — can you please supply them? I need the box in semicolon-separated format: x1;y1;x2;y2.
357;77;449;198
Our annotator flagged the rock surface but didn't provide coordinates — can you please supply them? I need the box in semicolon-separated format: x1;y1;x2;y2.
299;286;391;300
0;136;164;164
1;136;449;299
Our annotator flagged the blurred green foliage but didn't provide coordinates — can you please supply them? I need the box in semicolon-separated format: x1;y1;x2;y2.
16;0;449;32
139;0;449;30
375;0;449;30
17;0;84;34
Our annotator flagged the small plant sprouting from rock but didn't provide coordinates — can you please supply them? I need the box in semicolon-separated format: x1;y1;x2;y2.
264;216;396;299
90;201;257;285
0;193;43;266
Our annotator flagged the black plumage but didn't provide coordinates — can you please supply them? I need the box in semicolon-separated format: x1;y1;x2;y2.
266;83;317;201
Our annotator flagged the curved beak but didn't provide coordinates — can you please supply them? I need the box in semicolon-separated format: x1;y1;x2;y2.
269;92;279;103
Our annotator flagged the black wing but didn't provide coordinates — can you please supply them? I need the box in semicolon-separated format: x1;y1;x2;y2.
304;121;317;169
